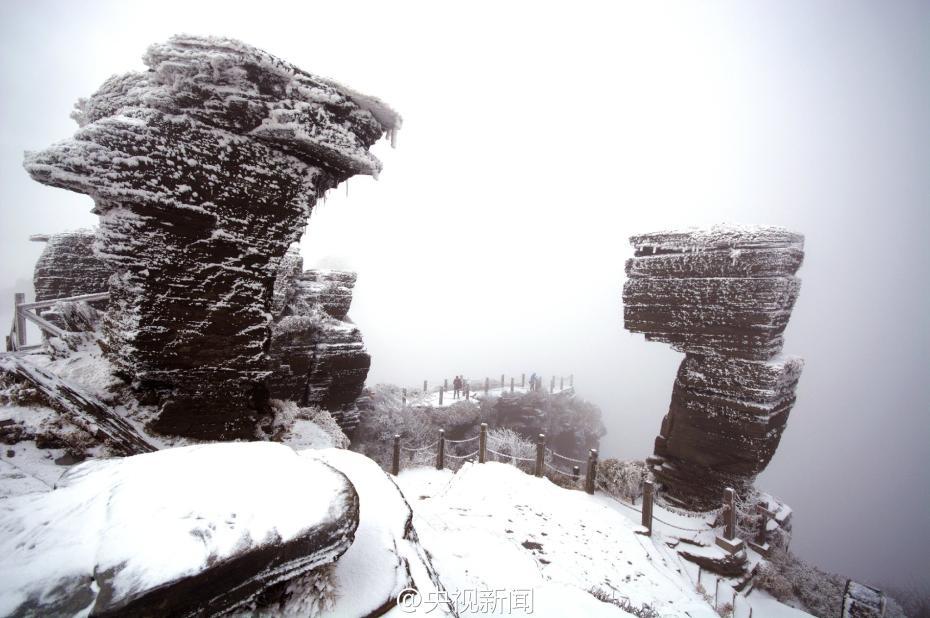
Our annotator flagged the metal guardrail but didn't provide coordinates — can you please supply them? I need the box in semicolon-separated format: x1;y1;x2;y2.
5;292;109;352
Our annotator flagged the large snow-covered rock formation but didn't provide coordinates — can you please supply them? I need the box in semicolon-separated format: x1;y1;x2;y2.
623;225;805;510
0;442;359;616
23;35;399;439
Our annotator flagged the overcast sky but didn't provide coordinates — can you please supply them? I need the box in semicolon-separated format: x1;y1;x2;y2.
1;0;928;591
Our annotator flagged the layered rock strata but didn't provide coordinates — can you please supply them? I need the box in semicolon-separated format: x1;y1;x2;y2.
31;230;111;334
269;251;370;433
24;36;399;439
623;225;804;510
32;230;110;303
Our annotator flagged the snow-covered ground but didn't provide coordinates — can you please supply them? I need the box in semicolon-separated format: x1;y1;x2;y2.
395;462;811;618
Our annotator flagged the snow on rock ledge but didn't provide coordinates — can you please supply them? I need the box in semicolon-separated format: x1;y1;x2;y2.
623;224;805;511
23;35;399;439
0;442;359;616
301;448;448;617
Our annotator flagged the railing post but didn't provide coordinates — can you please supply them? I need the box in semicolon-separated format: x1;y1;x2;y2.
572;465;580;482
436;429;445;470
510;377;514;393
479;423;487;463
402;388;407;407
500;374;504;390
535;433;545;477
14;292;26;347
550;376;555;393
521;373;525;388
723;487;737;540
465;382;470;400
560;376;564;391
439;386;444;406
484;377;489;395
641;480;654;535
423;379;428;393
391;435;400;476
755;504;772;545
444;378;448;391
585;448;598;494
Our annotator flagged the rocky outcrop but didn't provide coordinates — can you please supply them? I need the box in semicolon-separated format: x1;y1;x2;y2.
623;225;804;510
0;356;156;456
24;36;399;439
269;253;370;433
491;389;604;461
32;230;111;303
31;230;111;334
0;442;359;617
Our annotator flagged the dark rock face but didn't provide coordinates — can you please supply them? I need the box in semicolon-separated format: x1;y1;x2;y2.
268;254;370;433
623;226;805;510
24;36;399;439
32;230;111;333
33;230;111;303
0;442;359;617
492;390;604;460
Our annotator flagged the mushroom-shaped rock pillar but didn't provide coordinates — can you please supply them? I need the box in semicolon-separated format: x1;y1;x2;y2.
622;225;805;510
24;36;401;439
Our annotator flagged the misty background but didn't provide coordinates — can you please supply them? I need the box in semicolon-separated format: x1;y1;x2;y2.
1;0;928;592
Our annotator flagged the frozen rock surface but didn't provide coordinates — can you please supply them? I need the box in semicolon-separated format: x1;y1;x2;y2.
269;249;370;433
23;35;399;439
623;225;805;510
0;442;359;617
32;230;110;303
301;448;448;617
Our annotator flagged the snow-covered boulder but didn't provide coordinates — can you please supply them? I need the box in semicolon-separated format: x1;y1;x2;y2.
623;225;805;510
23;35;400;440
0;442;358;617
301;448;448;617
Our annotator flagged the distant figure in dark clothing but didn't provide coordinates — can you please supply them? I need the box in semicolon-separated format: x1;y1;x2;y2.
453;375;461;399
529;373;538;392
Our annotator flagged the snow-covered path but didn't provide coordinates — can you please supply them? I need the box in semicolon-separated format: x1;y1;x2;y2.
412;384;572;409
396;462;716;617
395;462;811;618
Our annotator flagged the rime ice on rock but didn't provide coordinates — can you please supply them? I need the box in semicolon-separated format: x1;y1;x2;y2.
31;230;111;333
623;225;805;510
23;36;400;439
268;249;371;433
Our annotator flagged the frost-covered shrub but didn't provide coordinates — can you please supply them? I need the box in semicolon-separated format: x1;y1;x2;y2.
302;407;350;449
0;374;45;408
715;602;734;617
882;584;929;618
264;400;349;449
485;427;536;474
754;549;848;617
266;399;301;439
596;459;647;503
35;420;96;458
753;560;794;602
588;587;660;618
352;384;446;469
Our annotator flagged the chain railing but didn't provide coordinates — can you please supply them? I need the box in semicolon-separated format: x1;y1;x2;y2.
387;427;755;545
398;373;575;407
